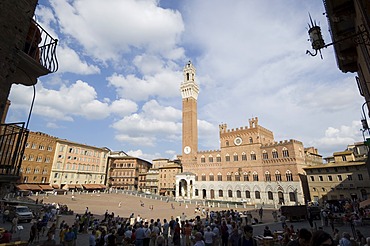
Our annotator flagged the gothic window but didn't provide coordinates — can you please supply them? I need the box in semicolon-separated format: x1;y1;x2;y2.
250;152;256;160
226;140;229;147
201;156;206;163
262;151;268;160
286;170;293;181
249;137;253;143
28;155;34;161
195;175;198;181
202;174;206;181
255;191;261;199
209;156;213;162
235;172;240;181
289;192;296;202
243;172;249;181
265;171;271;181
242;153;247;161
268;191;273;200
216;155;221;162
209;173;214;181
282;147;289;157
275;171;282;181
252;172;259;181
245;190;251;198
228;190;233;197
195;189;199;196
218;173;222;181
225;154;230;162
227;173;232;181
219;190;223;197
272;149;278;158
233;153;238;161
236;190;242;198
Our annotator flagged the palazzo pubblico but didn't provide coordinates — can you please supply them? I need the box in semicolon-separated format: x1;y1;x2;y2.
175;61;314;207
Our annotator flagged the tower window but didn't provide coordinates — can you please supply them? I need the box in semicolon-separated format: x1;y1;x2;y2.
187;73;189;80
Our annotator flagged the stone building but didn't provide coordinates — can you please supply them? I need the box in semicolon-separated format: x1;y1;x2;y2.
19;131;57;190
49;139;109;190
304;142;370;203
176;61;315;206
158;161;182;196
0;0;58;198
107;151;151;190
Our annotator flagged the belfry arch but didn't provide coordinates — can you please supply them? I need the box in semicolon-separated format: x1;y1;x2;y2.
175;172;195;199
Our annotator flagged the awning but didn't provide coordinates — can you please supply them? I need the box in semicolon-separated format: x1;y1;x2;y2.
82;184;98;190
97;184;107;189
360;198;370;208
16;184;30;190
159;189;166;193
39;184;53;191
52;184;59;189
27;184;42;191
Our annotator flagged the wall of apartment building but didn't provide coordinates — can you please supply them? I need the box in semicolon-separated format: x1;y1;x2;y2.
20;131;57;184
49;140;108;188
158;164;182;196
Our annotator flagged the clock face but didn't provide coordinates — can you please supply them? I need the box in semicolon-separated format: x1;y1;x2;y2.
184;146;191;154
234;137;243;146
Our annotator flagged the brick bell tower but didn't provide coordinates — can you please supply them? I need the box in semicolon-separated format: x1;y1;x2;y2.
181;61;199;169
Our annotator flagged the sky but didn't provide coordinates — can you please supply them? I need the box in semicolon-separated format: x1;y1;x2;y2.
8;0;366;162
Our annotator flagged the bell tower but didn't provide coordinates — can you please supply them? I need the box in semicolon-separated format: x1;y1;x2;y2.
181;61;199;167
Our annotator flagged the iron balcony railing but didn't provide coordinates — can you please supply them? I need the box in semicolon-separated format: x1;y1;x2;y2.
0;122;29;176
24;19;58;73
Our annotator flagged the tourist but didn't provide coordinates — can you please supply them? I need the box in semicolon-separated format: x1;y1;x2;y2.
204;226;215;246
263;226;273;237
287;228;312;246
310;230;333;246
0;230;12;243
89;230;97;246
28;221;38;244
194;232;205;246
42;232;57;246
239;225;257;246
339;232;352;246
333;229;340;246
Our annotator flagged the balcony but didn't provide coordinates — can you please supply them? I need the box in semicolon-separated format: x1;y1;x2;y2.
13;19;58;86
0;122;29;182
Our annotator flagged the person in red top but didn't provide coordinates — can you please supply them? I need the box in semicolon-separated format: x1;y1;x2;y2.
184;222;193;246
0;230;12;243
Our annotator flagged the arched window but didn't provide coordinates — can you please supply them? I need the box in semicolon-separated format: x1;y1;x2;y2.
202;174;206;181
282;147;289;157
217;173;222;181
250;151;256;160
242;152;247;161
265;171;271;181
275;171;282;181
243;172;249;181
227;172;232;181
216;155;221;162
236;190;242;198
235;172;240;181
268;191;273;200
245;190;251;198
225;154;230;162
233;153;238;161
226;140;229;147
228;190;233;197
252;171;259;181
209;173;214;181
249;137;253;143
255;191;261;199
272;149;278;158
209;155;213;162
201;156;206;163
195;189;199;196
262;150;268;160
286;170;293;181
289;192;296;202
195;175;198;181
219;190;223;197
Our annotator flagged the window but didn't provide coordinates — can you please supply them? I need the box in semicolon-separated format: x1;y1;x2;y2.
347;175;352;181
236;190;241;198
202;174;206;181
262;151;268;160
227;173;232;181
275;171;282;181
39;145;45;150
225;155;230;162
209;174;214;181
289;192;296;202
358;174;363;180
195;189;199;196
201;156;205;163
252;172;259;181
243;173;249;181
31;143;36;149
245;190;251;198
249;137;253;143
255;191;261;199
268;191;273;200
209;156;213;163
69;148;73;153
328;175;332;181
226;141;229;147
47;146;53;151
342;156;347;161
233;154;238;161
235;173;240;181
310;176;314;181
272;149;278;158
25;142;30;148
36;156;43;162
319;176;323;181
242;153;247;161
228;190;233;198
265;172;271;181
28;155;34;161
195;175;198;181
54;173;58;178
337;175;342;181
250;152;256;160
26;167;31;174
286;170;293;181
218;173;222;181
216;155;221;162
282;148;289;157
219;190;223;197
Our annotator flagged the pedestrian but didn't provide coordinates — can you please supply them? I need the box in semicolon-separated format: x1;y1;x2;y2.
239;225;257;246
42;231;57;246
2;207;9;223
286;228;312;246
259;207;263;222
310;230;333;246
28;222;38;244
11;215;18;234
194;232;205;246
339;232;351;246
89;230;97;246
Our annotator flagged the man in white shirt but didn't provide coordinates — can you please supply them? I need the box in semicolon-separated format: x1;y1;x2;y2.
194;232;205;246
204;226;215;246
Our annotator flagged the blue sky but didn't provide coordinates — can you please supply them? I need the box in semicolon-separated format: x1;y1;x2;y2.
8;0;365;161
